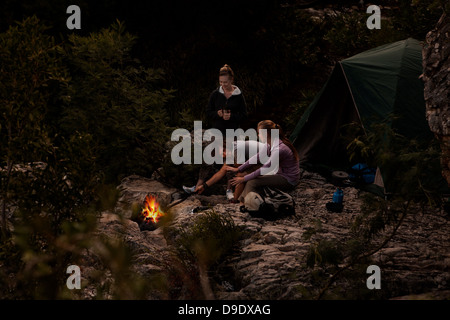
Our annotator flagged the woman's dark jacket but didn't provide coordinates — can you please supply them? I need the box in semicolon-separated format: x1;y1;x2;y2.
206;86;247;133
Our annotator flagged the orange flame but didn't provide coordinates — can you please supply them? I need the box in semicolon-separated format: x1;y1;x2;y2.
141;195;164;224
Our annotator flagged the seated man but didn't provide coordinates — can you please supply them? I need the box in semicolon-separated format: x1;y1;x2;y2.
183;140;264;202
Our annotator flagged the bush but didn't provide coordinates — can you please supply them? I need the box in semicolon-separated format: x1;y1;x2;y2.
306;240;344;268
60;21;175;181
174;210;241;269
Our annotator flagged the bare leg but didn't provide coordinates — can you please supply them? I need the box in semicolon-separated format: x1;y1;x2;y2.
195;179;204;189
205;164;227;187
234;171;246;201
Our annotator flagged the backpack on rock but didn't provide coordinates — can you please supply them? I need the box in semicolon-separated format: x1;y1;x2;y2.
241;186;295;220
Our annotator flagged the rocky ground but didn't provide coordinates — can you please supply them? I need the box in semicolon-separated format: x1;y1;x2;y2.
75;170;450;300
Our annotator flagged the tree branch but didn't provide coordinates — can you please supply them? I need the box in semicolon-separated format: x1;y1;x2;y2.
315;200;410;300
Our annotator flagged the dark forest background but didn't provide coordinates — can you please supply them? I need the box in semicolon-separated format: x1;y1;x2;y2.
0;0;448;299
1;0;445;182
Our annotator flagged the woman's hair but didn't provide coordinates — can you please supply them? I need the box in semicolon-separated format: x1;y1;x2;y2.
219;64;234;79
257;120;299;161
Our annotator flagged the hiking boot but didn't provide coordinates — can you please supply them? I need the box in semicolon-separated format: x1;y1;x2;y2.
183;185;196;194
226;189;234;201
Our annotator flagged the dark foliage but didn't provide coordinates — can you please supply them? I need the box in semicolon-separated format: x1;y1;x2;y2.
0;0;447;299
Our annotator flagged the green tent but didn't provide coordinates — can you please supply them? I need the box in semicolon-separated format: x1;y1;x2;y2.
289;38;435;193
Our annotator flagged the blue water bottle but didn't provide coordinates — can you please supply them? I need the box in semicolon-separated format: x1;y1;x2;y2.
332;188;343;204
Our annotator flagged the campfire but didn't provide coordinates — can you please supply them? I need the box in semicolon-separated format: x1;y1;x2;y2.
138;194;165;231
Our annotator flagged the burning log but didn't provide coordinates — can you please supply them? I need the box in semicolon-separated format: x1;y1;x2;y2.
139;219;158;231
136;194;165;231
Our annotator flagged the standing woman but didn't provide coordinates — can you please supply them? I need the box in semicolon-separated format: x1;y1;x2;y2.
227;120;300;206
206;64;247;134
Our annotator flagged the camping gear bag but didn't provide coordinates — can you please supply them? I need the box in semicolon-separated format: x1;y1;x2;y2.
348;163;376;184
241;186;295;220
